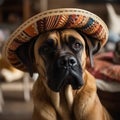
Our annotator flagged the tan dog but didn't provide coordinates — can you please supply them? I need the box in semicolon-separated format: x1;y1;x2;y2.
16;29;112;120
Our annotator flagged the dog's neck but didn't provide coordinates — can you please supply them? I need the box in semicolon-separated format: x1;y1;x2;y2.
33;75;77;117
52;71;94;104
45;82;74;113
33;70;97;119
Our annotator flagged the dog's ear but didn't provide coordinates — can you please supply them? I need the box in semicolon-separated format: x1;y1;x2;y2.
16;36;38;76
81;34;101;67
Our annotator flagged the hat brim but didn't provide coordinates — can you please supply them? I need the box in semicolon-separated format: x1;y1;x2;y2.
3;8;109;71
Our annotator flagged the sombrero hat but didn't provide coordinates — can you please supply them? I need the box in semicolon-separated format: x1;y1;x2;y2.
3;8;109;72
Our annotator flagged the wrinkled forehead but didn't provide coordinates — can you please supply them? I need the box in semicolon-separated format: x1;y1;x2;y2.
35;29;85;47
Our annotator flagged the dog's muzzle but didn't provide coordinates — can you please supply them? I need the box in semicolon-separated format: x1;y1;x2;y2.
47;54;84;92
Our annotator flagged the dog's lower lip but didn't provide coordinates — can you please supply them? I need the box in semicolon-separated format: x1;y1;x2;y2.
64;75;72;83
64;74;83;89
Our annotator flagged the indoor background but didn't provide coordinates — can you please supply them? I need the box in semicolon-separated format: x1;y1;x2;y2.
0;0;120;120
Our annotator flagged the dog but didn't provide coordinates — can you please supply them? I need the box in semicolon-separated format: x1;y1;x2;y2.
16;29;112;120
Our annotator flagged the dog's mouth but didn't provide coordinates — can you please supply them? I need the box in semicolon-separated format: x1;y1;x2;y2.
63;71;83;90
47;60;84;92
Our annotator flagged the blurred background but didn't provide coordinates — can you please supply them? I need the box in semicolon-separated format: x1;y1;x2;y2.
0;0;120;120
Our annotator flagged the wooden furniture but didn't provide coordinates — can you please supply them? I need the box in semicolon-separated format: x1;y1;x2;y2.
0;0;31;23
98;90;120;120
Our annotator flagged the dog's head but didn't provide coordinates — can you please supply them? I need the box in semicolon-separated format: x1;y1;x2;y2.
34;29;86;92
16;29;100;92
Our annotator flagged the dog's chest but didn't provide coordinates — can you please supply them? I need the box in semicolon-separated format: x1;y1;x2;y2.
55;98;72;120
54;89;75;120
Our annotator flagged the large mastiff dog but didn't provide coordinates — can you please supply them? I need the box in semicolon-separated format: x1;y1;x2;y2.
17;29;112;120
2;8;112;120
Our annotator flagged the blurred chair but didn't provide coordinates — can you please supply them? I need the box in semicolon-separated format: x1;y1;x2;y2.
0;53;32;112
105;3;120;52
106;3;120;42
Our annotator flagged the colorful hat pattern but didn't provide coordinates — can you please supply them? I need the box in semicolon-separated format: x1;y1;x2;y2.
3;8;109;71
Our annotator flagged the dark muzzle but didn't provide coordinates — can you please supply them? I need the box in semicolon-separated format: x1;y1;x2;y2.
48;54;84;92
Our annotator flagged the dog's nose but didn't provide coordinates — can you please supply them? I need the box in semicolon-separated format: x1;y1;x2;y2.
58;55;77;68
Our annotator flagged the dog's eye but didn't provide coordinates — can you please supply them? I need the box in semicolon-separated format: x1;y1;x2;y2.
42;45;50;53
39;45;50;54
68;36;83;53
72;42;83;53
39;38;56;55
39;45;54;55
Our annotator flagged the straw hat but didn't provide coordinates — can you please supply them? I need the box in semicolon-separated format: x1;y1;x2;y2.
3;8;109;71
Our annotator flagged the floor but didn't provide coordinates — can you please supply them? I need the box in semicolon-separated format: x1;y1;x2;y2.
1;81;120;120
0;81;33;120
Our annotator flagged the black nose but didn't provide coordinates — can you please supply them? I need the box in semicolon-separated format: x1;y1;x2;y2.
58;55;77;68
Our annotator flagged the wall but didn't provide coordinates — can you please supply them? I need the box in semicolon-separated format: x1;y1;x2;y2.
47;0;120;25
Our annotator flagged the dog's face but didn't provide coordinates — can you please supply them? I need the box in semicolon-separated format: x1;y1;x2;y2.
34;29;87;92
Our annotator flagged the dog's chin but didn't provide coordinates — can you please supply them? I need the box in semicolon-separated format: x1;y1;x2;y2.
48;69;84;92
